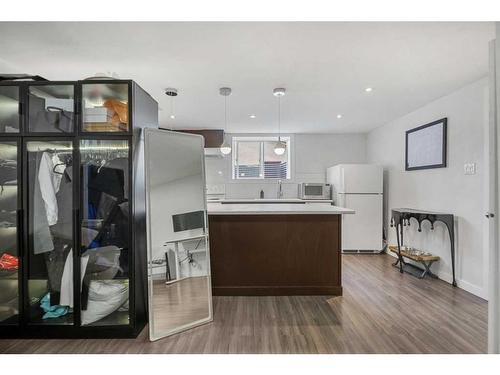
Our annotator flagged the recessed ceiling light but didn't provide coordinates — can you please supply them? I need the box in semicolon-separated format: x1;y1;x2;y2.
337;114;342;119
170;114;176;119
365;87;373;92
249;114;257;119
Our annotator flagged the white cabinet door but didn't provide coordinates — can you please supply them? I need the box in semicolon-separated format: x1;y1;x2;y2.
341;194;383;251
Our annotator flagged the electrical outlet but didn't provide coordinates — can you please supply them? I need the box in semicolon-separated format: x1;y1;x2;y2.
464;163;476;175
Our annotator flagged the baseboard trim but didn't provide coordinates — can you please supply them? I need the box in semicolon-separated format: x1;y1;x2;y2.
455;279;488;300
386;251;487;300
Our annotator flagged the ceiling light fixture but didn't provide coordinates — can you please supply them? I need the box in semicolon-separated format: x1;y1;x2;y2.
219;87;232;155
365;87;373;92
273;88;286;156
165;88;178;126
249;114;257;119
337;114;343;119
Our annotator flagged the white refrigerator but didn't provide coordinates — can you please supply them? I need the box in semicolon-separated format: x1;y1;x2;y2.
327;164;383;253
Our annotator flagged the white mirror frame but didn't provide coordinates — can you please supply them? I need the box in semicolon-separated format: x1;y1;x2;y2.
144;128;213;341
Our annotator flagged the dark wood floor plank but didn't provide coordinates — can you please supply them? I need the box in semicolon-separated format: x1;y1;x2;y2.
0;254;487;353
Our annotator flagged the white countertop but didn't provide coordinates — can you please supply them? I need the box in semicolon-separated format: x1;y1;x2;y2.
209;198;334;204
207;202;355;215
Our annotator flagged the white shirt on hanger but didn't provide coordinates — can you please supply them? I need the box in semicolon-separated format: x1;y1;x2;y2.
38;152;66;226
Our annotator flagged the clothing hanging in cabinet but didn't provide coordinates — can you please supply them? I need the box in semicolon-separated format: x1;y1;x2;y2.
33;150;73;255
79;145;130;323
31;149;74;311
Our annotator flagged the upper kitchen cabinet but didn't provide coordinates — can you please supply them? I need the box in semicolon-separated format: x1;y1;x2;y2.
176;129;224;148
82;82;130;133
0;86;20;134
27;84;75;133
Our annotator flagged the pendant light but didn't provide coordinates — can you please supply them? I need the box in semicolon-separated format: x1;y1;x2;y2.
219;87;232;155
273;88;286;156
165;88;178;129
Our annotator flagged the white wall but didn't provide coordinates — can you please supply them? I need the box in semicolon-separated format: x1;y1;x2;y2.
488;26;500;353
367;77;489;298
205;133;367;199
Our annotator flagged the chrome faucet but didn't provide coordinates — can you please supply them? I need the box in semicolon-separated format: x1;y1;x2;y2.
277;179;283;199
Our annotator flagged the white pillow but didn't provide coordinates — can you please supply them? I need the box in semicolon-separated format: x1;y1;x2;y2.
81;280;129;325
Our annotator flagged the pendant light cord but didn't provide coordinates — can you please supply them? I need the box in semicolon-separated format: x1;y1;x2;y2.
278;95;281;142
219;88;232;154
224;95;227;131
170;96;174;130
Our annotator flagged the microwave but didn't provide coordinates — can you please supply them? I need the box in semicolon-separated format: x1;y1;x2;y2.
298;183;331;200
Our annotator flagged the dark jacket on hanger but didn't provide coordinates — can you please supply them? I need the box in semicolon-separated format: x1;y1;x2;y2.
50;166;73;241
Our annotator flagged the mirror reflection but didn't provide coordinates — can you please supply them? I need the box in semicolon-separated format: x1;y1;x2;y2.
145;129;212;341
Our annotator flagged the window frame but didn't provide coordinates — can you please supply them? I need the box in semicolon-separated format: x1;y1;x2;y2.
232;136;291;180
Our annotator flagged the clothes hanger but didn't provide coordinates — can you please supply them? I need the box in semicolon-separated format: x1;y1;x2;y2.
52;152;72;175
97;159;106;173
52;162;66;175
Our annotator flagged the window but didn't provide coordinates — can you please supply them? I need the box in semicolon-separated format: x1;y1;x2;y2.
232;137;291;179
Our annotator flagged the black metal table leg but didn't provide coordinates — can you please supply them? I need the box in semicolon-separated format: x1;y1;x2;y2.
445;220;457;287
399;218;405;273
395;215;404;273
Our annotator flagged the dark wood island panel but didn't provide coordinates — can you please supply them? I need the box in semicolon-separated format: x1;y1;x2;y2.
208;214;342;296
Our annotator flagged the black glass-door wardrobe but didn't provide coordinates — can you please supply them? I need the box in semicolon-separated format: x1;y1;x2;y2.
0;79;158;338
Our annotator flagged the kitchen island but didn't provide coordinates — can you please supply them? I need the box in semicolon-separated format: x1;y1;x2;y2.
207;202;354;296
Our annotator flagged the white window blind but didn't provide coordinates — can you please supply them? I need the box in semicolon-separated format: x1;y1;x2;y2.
232;137;291;180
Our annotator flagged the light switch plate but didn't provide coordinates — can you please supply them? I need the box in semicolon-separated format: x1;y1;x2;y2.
464;163;476;175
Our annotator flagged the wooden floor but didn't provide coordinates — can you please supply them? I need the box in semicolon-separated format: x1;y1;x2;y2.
151;276;210;334
0;254;487;353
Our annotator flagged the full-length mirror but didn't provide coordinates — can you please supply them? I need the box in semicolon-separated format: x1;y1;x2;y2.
144;129;212;341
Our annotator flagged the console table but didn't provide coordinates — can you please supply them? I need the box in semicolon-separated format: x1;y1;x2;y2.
390;208;456;286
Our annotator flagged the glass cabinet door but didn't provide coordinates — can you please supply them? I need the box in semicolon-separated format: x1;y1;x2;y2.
0;141;20;324
79;139;130;326
82;83;129;133
0;86;20;133
26;140;75;324
27;85;75;133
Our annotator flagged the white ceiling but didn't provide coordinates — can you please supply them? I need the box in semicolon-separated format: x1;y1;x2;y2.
0;22;494;133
